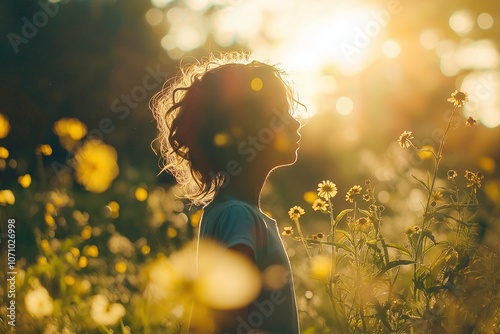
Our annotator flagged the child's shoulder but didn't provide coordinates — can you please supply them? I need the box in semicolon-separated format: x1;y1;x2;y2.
204;197;260;220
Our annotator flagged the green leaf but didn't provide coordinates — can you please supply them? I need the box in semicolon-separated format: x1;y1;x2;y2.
336;229;353;243
334;209;353;225
422;229;437;245
309;240;354;253
358;209;371;217
386;243;412;257
411;174;430;192
375;260;415;279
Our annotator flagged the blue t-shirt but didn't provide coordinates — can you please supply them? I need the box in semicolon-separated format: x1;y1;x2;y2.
199;195;300;334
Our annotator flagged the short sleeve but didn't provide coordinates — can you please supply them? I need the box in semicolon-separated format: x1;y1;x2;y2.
212;204;258;256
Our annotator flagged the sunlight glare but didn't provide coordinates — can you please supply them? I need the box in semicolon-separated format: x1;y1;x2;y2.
455;40;499;70
336;96;354;115
461;71;500;128
151;0;174;9
145;8;164;26
419;29;439;50
382;40;400;59
449;10;474;35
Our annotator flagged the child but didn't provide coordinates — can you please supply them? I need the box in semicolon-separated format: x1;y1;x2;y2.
151;53;302;334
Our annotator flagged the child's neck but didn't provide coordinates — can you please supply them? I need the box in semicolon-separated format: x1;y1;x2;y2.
217;171;268;207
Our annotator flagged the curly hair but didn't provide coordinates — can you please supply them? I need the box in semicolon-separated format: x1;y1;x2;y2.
150;52;300;206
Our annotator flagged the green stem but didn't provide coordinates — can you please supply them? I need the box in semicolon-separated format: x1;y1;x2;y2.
328;199;336;281
293;218;312;259
413;104;458;301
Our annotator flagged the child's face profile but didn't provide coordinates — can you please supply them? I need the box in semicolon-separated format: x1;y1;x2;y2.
220;68;301;171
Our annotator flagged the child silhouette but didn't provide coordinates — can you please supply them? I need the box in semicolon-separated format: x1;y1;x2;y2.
152;53;302;334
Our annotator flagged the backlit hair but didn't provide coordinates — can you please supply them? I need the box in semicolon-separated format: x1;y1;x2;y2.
151;52;300;206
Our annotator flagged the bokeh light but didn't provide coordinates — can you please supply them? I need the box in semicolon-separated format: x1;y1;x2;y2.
449;10;475;35
477;12;494;30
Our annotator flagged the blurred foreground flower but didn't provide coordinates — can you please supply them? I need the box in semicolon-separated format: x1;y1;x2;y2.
0;189;15;205
53;118;88;150
0;113;10;138
74;140;119;193
37;144;53;156
18;174;32;188
24;285;54;319
310;255;331;281
142;240;261;325
90;294;126;326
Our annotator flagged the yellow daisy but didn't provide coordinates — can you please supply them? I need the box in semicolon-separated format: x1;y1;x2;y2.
288;206;305;220
312;198;328;211
398;131;414;149
317;180;337;200
447;90;468;107
282;226;294;236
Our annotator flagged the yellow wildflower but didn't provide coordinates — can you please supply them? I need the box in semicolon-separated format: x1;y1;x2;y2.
447;170;458;180
64;275;75;286
167;227;178;238
53;118;87;140
44;214;55;227
288;206;305;220
135;187;148;201
18;174;31;188
24;286;54;318
73;210;89;225
190;209;203;227
0;190;15;205
346;185;362;203
0;114;10;138
74;140;119;193
49;190;72;207
303;191;317;204
105;201;120;218
398;130;414;149
85;245;99;258
431;191;444;203
405;225;421;237
70;247;80;257
115;261;127;273
81;226;92;239
464;170;484;192
281;226;294;236
0;146;9;159
78;256;88;268
141;245;151;255
418;145;435;160
90;294;126;326
317;180;337;200
312;232;325;240
312;198;328;211
38;144;53;156
310;255;331;281
447;90;468;107
465;116;477;127
353;217;373;232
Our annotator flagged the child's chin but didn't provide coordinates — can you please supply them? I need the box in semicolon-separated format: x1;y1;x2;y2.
275;151;299;168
